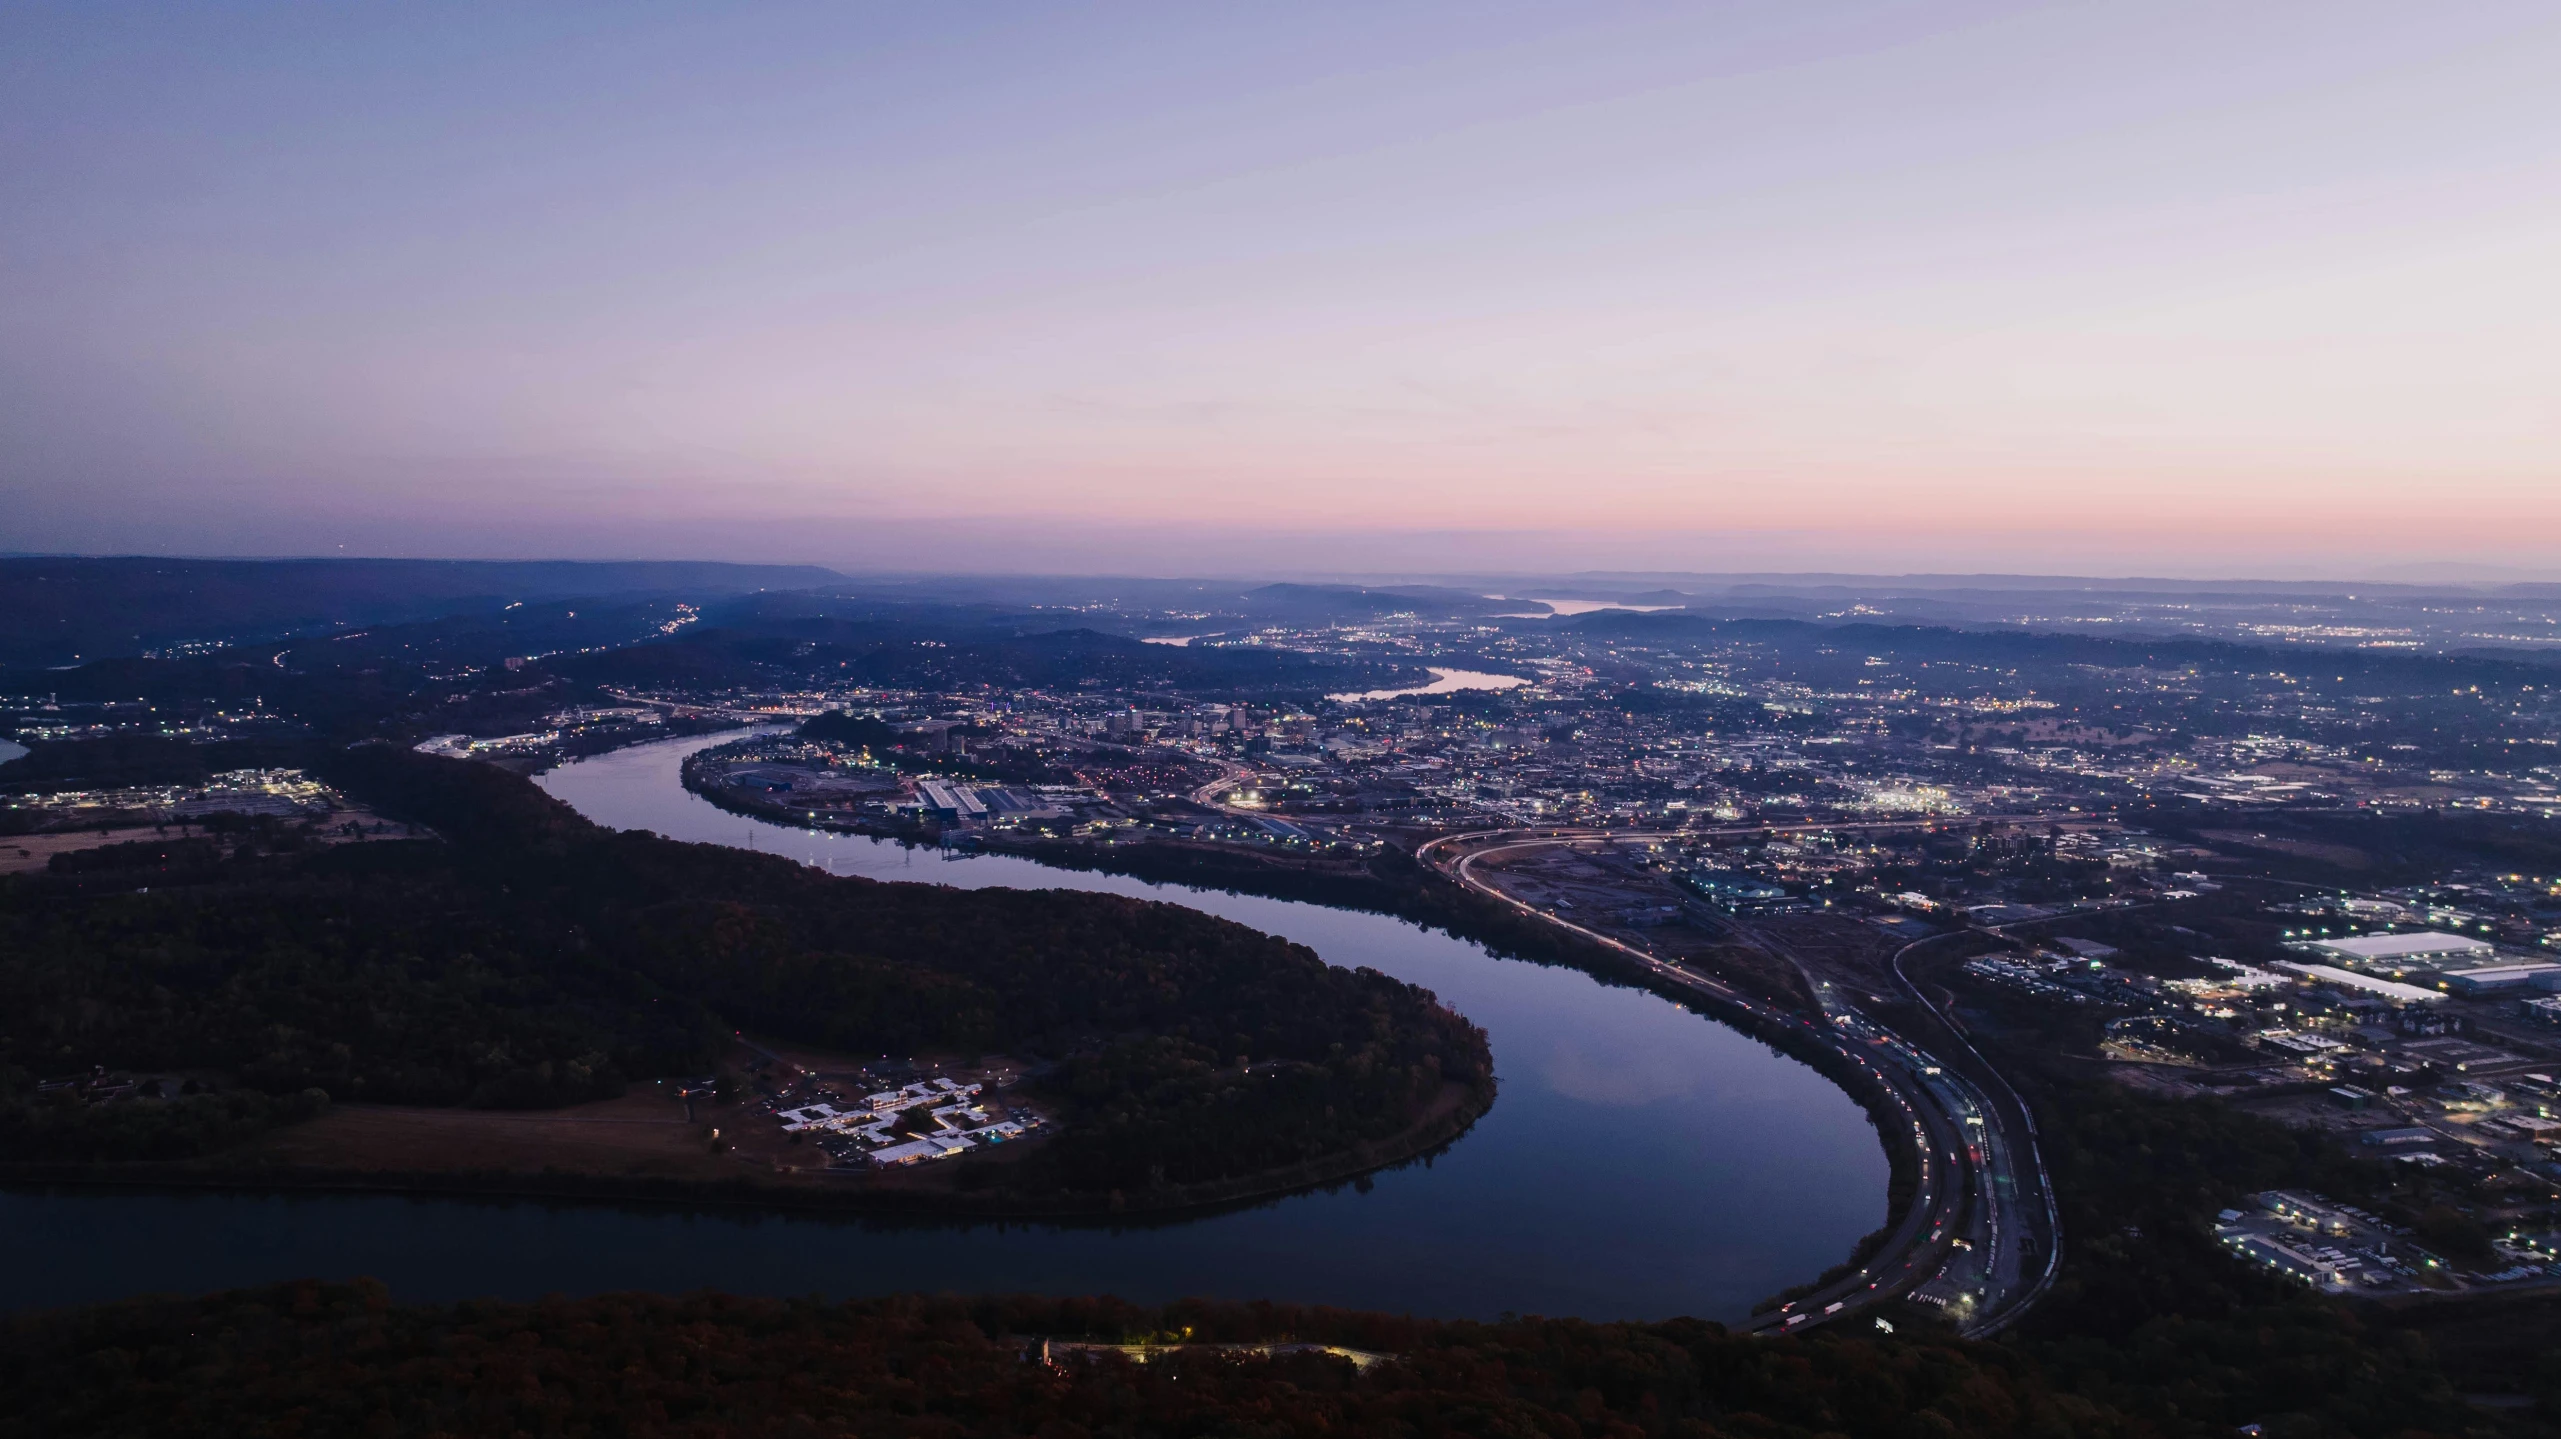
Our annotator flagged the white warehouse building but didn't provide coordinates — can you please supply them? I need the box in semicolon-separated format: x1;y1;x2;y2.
2299;931;2498;971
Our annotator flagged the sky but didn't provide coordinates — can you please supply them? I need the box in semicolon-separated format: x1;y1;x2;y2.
5;1;2560;579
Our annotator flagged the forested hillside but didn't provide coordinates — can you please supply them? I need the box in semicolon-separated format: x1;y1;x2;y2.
0;1284;2140;1439
0;556;839;668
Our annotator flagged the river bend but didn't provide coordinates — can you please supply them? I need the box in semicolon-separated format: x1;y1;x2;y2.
3;734;1885;1320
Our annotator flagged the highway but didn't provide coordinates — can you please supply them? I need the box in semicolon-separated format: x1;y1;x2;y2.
1189;761;1265;816
1415;825;2060;1336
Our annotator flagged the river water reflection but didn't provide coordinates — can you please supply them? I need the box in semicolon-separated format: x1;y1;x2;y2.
1324;667;1528;702
3;734;1884;1320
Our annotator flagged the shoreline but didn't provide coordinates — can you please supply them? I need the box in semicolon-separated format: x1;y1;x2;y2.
676;741;1926;1291
5;726;1907;1330
0;1079;1494;1226
5;731;1504;1237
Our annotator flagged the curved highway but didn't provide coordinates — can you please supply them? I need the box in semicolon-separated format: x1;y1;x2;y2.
1416;825;2059;1336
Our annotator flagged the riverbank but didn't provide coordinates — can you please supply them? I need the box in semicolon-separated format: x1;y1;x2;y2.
681;749;1925;1285
684;751;1768;994
6;743;1498;1228
3;735;1891;1322
0;1078;1493;1224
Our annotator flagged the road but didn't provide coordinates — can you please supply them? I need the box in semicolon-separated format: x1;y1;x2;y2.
1189;761;1265;817
1891;934;2065;1331
1416;826;2060;1336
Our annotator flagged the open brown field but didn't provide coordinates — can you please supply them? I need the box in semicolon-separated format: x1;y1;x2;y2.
236;1085;744;1183
0;808;405;874
2197;828;2375;869
227;1040;1062;1200
0;826;166;874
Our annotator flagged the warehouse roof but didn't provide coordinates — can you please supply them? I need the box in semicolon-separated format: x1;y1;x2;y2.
2303;931;2497;964
2270;961;2445;1005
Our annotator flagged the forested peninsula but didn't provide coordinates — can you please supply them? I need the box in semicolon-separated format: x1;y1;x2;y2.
0;747;1493;1213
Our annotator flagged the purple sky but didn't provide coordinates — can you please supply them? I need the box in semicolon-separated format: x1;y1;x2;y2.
6;2;2559;577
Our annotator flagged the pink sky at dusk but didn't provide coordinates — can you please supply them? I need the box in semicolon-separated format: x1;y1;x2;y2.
5;2;2559;577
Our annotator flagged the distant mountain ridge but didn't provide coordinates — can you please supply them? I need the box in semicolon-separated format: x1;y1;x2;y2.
0;557;844;668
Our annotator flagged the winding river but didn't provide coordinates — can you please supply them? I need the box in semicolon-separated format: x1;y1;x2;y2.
3;733;1885;1321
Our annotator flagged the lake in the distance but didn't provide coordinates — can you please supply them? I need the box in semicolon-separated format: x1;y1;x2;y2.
1326;668;1530;702
2;733;1886;1320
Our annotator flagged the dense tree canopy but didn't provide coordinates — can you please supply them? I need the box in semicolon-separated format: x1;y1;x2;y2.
0;750;1489;1197
0;1283;2140;1439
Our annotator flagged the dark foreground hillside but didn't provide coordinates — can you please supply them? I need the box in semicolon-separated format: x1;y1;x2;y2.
0;1283;2131;1439
0;748;1490;1207
14;1279;2560;1439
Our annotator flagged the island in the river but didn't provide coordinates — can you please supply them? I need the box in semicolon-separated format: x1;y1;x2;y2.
0;746;1494;1216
